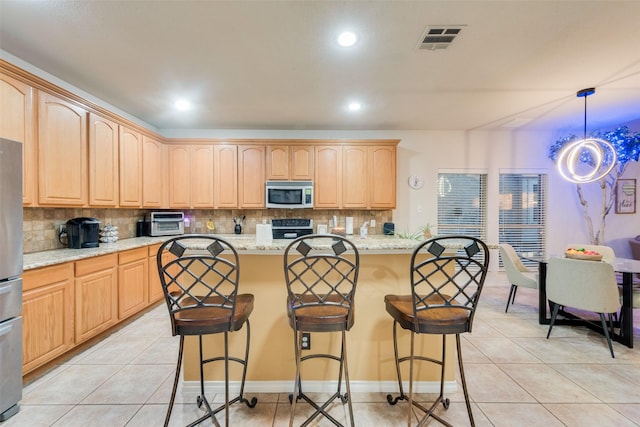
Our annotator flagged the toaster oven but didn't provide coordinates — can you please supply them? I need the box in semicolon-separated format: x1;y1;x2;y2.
145;212;184;236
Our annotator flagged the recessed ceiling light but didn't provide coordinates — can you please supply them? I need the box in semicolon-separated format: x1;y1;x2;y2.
347;101;362;112
337;31;358;47
174;99;192;111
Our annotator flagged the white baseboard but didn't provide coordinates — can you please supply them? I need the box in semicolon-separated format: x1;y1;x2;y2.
182;380;457;395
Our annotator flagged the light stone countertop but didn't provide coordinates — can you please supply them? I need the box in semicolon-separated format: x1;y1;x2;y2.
23;234;423;270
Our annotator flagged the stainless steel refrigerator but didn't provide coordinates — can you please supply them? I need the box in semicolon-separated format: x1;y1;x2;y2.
0;138;23;421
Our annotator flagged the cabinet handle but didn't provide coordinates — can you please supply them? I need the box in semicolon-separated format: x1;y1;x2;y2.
0;324;14;336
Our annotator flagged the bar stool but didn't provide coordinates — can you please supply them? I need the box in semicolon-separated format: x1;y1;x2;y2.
157;235;257;427
384;235;489;427
283;234;360;427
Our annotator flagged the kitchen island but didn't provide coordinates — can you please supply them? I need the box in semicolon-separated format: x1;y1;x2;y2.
24;235;457;392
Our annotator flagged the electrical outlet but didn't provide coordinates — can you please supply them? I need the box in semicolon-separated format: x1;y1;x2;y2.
301;333;311;350
417;205;423;213
370;219;376;227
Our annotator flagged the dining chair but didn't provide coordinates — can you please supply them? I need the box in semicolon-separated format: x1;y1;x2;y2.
629;236;640;260
283;234;360;427
545;257;620;358
157;235;257;427
499;244;538;312
385;235;490;427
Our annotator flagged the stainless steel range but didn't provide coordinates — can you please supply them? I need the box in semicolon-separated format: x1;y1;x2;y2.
271;218;313;239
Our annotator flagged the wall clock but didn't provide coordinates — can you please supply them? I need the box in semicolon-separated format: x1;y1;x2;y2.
408;175;424;189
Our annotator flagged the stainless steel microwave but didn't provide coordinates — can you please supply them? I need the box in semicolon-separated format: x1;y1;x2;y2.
265;181;313;209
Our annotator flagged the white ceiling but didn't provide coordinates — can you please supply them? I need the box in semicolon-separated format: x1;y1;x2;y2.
1;0;639;134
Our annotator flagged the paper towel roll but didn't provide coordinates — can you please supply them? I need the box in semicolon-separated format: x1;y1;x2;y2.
346;217;354;235
256;223;273;245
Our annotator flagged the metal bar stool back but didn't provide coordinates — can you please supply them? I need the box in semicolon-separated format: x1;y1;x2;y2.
385;235;490;427
157;235;257;427
283;234;360;427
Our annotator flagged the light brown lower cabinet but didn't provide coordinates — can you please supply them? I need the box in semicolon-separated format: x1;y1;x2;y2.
22;263;75;375
118;247;149;320
74;254;118;343
22;246;160;375
147;243;166;304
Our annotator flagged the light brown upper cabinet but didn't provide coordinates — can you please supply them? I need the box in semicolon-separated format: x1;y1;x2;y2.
315;143;397;209
314;146;342;208
266;145;314;181
168;144;214;208
88;113;119;207
168;144;191;208
369;145;396;208
119;126;143;207
191;145;215;208
214;145;238;208
238;145;266;208
0;73;36;206
142;136;164;208
342;146;368;209
37;91;88;206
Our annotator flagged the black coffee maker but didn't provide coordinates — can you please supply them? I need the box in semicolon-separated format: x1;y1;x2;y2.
65;217;101;249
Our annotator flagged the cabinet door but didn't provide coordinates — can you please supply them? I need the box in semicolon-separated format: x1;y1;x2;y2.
191;145;215;208
0;74;36;205
342;146;368;208
148;244;170;304
119;126;143;207
118;248;148;320
88;113;119;206
291;145;314;180
22;263;74;374
214;145;238;208
266;145;289;180
369;145;396;208
168;144;191;208
142;136;164;208
314;146;342;208
74;254;118;343
37;91;87;206
238;145;265;208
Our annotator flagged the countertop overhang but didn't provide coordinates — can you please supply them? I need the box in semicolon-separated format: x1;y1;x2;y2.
23;234;424;270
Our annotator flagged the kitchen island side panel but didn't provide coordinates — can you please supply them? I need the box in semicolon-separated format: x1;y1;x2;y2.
181;253;455;385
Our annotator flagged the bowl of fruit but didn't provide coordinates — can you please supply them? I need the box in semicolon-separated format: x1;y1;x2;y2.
565;247;603;261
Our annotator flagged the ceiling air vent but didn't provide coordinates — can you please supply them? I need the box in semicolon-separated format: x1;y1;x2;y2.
418;26;465;50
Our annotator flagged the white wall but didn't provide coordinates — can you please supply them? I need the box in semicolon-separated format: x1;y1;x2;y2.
393;128;639;264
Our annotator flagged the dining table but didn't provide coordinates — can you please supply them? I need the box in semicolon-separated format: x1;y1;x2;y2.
522;254;640;349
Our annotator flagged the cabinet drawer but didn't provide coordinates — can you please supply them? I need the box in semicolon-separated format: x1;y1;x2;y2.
23;263;73;291
148;243;162;258
75;253;117;276
119;247;147;264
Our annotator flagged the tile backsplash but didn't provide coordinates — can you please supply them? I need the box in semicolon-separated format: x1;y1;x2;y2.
23;207;392;254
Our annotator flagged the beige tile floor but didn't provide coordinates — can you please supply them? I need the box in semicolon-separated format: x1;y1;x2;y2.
2;272;639;426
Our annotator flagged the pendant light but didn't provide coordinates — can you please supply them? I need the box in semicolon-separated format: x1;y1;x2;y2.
556;88;617;183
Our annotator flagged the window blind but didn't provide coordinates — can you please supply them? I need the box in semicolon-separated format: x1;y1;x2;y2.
498;173;547;268
437;173;487;240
